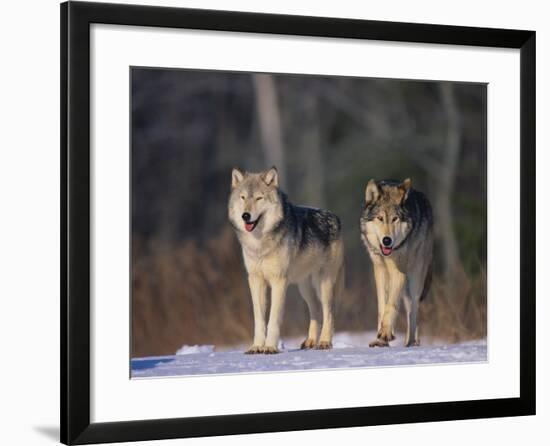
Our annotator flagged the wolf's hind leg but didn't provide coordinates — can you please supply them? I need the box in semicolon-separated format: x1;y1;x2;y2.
298;279;321;349
403;292;419;347
404;272;425;347
316;275;335;350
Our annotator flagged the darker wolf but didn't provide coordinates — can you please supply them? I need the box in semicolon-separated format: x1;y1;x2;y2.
360;179;433;347
229;167;345;354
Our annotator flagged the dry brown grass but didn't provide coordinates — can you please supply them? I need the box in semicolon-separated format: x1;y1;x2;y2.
132;228;486;357
132;227;252;357
415;267;487;342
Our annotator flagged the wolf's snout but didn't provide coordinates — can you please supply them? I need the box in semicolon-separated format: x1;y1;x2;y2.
242;212;251;222
380;237;394;256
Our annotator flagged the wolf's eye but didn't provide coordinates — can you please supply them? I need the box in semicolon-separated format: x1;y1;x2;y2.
240;195;245;200
392;216;399;222
377;216;384;222
255;196;263;201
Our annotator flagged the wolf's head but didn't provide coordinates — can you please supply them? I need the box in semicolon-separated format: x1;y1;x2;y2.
228;166;284;235
360;179;413;257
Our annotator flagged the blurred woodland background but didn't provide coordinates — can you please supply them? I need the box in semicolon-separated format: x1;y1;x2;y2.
131;68;487;357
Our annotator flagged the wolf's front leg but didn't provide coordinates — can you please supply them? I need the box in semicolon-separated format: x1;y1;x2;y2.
264;278;288;354
245;274;267;354
371;265;406;347
371;256;388;333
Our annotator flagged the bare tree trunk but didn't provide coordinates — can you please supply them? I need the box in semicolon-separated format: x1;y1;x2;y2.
299;93;325;207
436;83;462;279
252;74;286;189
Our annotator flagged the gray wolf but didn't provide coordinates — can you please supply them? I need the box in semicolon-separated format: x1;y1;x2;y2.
229;167;345;354
360;179;433;347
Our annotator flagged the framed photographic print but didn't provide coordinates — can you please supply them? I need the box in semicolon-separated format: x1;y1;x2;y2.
61;1;536;444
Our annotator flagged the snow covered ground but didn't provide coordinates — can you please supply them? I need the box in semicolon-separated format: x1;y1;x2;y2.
131;332;487;378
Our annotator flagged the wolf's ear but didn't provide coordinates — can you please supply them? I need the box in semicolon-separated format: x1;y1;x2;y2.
231;168;244;188
262;166;279;187
400;178;412;202
365;179;380;205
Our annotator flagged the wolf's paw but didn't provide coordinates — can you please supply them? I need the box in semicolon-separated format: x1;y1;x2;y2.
316;341;333;350
405;340;420;347
262;346;280;354
300;338;317;349
376;327;395;343
369;338;390;348
245;345;264;354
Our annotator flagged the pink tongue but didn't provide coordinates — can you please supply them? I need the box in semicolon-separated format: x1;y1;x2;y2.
245;223;255;232
382;246;392;255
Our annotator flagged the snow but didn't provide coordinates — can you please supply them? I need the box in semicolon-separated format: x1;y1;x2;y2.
131;332;487;378
175;344;215;355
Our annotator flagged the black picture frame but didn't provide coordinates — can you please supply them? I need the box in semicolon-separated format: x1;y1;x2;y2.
61;1;536;444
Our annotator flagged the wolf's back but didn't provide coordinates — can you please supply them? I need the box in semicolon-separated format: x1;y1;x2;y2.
406;189;433;231
406;189;433;301
289;204;342;250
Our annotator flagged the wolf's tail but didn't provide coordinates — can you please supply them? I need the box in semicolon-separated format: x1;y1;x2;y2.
420;263;433;302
